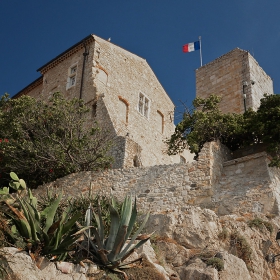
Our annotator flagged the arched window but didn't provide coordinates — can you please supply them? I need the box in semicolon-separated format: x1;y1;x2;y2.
118;96;129;124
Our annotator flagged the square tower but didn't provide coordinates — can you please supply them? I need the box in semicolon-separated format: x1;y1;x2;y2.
196;48;274;113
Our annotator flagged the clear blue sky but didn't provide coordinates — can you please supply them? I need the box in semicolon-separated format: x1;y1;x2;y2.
1;1;279;121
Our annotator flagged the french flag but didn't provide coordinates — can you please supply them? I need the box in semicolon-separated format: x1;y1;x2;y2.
183;41;200;53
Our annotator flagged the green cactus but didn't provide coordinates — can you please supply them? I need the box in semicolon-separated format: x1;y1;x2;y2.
79;195;151;274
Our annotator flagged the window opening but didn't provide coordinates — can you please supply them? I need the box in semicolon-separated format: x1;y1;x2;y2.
67;64;77;89
138;93;150;118
133;155;140;167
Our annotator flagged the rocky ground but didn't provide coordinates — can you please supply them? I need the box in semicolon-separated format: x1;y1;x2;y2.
2;205;280;279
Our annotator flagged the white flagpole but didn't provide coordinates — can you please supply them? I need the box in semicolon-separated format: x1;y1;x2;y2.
199;36;202;67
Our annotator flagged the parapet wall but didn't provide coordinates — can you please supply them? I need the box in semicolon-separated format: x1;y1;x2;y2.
34;141;280;216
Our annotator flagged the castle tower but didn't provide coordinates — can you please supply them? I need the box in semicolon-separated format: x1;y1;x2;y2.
196;48;274;113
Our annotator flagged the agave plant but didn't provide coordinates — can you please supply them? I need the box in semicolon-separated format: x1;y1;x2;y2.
2;173;83;261
78;195;151;275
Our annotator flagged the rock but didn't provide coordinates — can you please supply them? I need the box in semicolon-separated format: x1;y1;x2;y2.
137;240;170;280
177;258;219;280
158;240;189;267
2;247;86;280
218;251;251;280
146;207;221;249
2;247;43;280
56;261;74;274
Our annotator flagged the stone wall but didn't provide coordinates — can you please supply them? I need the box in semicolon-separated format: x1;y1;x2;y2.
247;53;274;110
92;35;177;167
212;152;280;216
33;142;227;212
15;34;184;169
33;141;280;217
196;48;273;114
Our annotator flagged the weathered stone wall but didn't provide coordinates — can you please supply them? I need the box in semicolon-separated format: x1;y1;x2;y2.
247;53;274;110
92;35;177;167
212;152;280;216
33;141;280;217
33;142;229;213
15;34;184;169
196;48;273;113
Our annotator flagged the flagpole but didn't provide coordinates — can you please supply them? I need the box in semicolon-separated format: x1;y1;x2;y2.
199;36;202;67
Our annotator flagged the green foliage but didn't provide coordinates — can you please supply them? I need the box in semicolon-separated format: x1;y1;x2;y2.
166;95;246;157
205;257;224;271
218;227;229;241
39;190;122;237
247;217;273;233
167;94;280;167
230;232;252;267
1;173;83;261
0;93;112;187
78;195;151;273
0;249;8;280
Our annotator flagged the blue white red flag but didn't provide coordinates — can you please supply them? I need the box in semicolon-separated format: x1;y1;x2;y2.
183;41;200;53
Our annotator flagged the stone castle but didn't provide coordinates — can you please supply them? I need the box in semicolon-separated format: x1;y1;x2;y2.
17;34;280;217
14;34;192;169
10;37;280;280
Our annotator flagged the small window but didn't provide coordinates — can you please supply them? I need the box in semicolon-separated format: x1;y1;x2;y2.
66;64;77;89
138;93;150;118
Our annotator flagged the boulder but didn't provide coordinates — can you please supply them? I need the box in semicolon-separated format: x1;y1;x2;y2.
177;258;219;280
218;251;251;280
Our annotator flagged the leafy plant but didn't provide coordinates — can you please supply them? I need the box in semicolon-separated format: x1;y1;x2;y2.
218;227;229;241
0;93;113;187
167;94;280;167
205;257;224;271
77;195;151;277
1;173;83;261
230;232;252;268
247;217;273;233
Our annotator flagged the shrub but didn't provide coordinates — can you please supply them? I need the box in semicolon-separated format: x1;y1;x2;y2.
167;94;280;167
206;257;224;271
218;227;228;241
247;217;273;233
230;232;252;267
0;93;112;187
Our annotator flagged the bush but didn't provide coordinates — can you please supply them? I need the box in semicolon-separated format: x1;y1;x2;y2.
167;94;280;167
206;257;224;271
247;218;273;233
218;227;229;241
0;93;112;187
230;232;252;267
